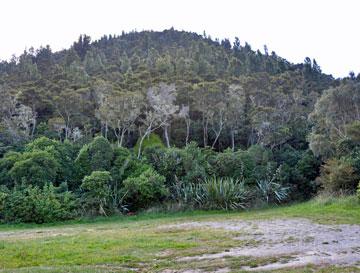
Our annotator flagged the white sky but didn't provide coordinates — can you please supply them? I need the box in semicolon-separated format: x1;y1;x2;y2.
0;0;359;77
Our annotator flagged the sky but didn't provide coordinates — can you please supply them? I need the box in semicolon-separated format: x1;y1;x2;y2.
0;0;359;78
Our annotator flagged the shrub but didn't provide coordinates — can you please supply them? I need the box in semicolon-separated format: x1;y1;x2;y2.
199;177;249;210
134;133;164;156
144;146;184;186
25;137;78;188
9;150;60;187
211;149;255;183
256;166;290;204
357;182;360;200
317;158;359;193
75;136;114;180
0;152;21;188
122;168;168;210
81;171;112;216
2;184;77;223
180;142;212;185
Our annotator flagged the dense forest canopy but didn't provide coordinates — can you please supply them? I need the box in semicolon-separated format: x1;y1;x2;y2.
0;29;359;223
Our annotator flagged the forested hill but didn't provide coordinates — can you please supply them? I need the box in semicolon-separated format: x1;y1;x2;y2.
0;28;350;151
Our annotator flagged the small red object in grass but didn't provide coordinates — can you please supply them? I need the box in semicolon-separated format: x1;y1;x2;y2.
127;212;136;216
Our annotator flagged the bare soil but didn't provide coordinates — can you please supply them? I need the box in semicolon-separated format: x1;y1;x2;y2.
163;218;360;271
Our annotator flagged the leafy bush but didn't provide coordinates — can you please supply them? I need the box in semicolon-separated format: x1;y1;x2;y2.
25;137;78;188
0;152;21;188
2;183;77;223
198;177;248;210
81;171;113;216
144;146;184;186
134;133;164;156
144;142;212;187
9;150;60;187
75;136;114;180
122;168;168;210
173;176;249;210
211;149;255;183
256;166;290;204
180;142;212;185
317;158;359;193
357;181;360;200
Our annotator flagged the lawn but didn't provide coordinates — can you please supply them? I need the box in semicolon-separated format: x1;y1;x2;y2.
0;196;359;272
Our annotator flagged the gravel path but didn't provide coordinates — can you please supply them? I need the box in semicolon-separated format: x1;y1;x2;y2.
164;218;360;271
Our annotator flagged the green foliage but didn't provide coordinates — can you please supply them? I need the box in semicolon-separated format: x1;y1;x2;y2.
25;137;78;187
9;150;60;187
1;183;76;223
317;158;359;193
123;168;168;210
256;165;290;204
134;133;164;155
0;152;21;188
357;181;360;200
211;148;255;183
81;171;112;216
75;136;114;180
197;177;249;210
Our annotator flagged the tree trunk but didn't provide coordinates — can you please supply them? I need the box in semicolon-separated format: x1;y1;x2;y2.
31;118;36;138
164;125;170;148
203;121;208;147
211;131;221;149
104;121;108;139
231;129;235;151
185;120;190;145
137;131;149;159
119;129;126;147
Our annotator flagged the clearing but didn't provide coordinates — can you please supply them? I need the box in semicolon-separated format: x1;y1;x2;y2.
0;196;359;273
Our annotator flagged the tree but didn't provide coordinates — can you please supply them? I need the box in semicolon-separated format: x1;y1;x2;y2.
0;85;37;142
73;34;91;61
81;171;112;216
75;136;114;180
226;84;247;151
96;90;143;146
147;83;179;148
178;105;191;145
309;82;360;158
52;89;85;140
9;150;60;187
137;83;178;157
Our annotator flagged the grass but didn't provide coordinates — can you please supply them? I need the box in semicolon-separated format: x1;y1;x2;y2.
0;195;359;272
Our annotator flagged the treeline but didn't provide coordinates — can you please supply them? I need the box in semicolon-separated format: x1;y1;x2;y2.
0;136;319;223
0;29;360;223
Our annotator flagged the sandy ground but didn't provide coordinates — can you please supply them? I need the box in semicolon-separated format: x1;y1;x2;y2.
163;218;360;271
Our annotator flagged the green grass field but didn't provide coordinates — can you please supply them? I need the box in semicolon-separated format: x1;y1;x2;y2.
0;196;359;273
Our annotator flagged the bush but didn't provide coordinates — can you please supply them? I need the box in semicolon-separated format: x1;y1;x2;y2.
25;137;78;188
357;182;360;200
75;136;114;180
180;142;212;185
9;150;60;187
144;146;184;186
199;177;249;210
81;171;113;216
0;152;21;188
122;168;168;210
134;133;164;156
317;158;359;193
256;165;290;204
211;149;255;183
2;184;77;223
173;176;249;210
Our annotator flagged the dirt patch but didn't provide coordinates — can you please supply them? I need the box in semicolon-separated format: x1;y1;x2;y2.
162;218;360;271
0;227;83;240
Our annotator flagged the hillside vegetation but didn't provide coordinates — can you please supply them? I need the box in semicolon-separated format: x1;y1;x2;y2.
0;29;359;223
